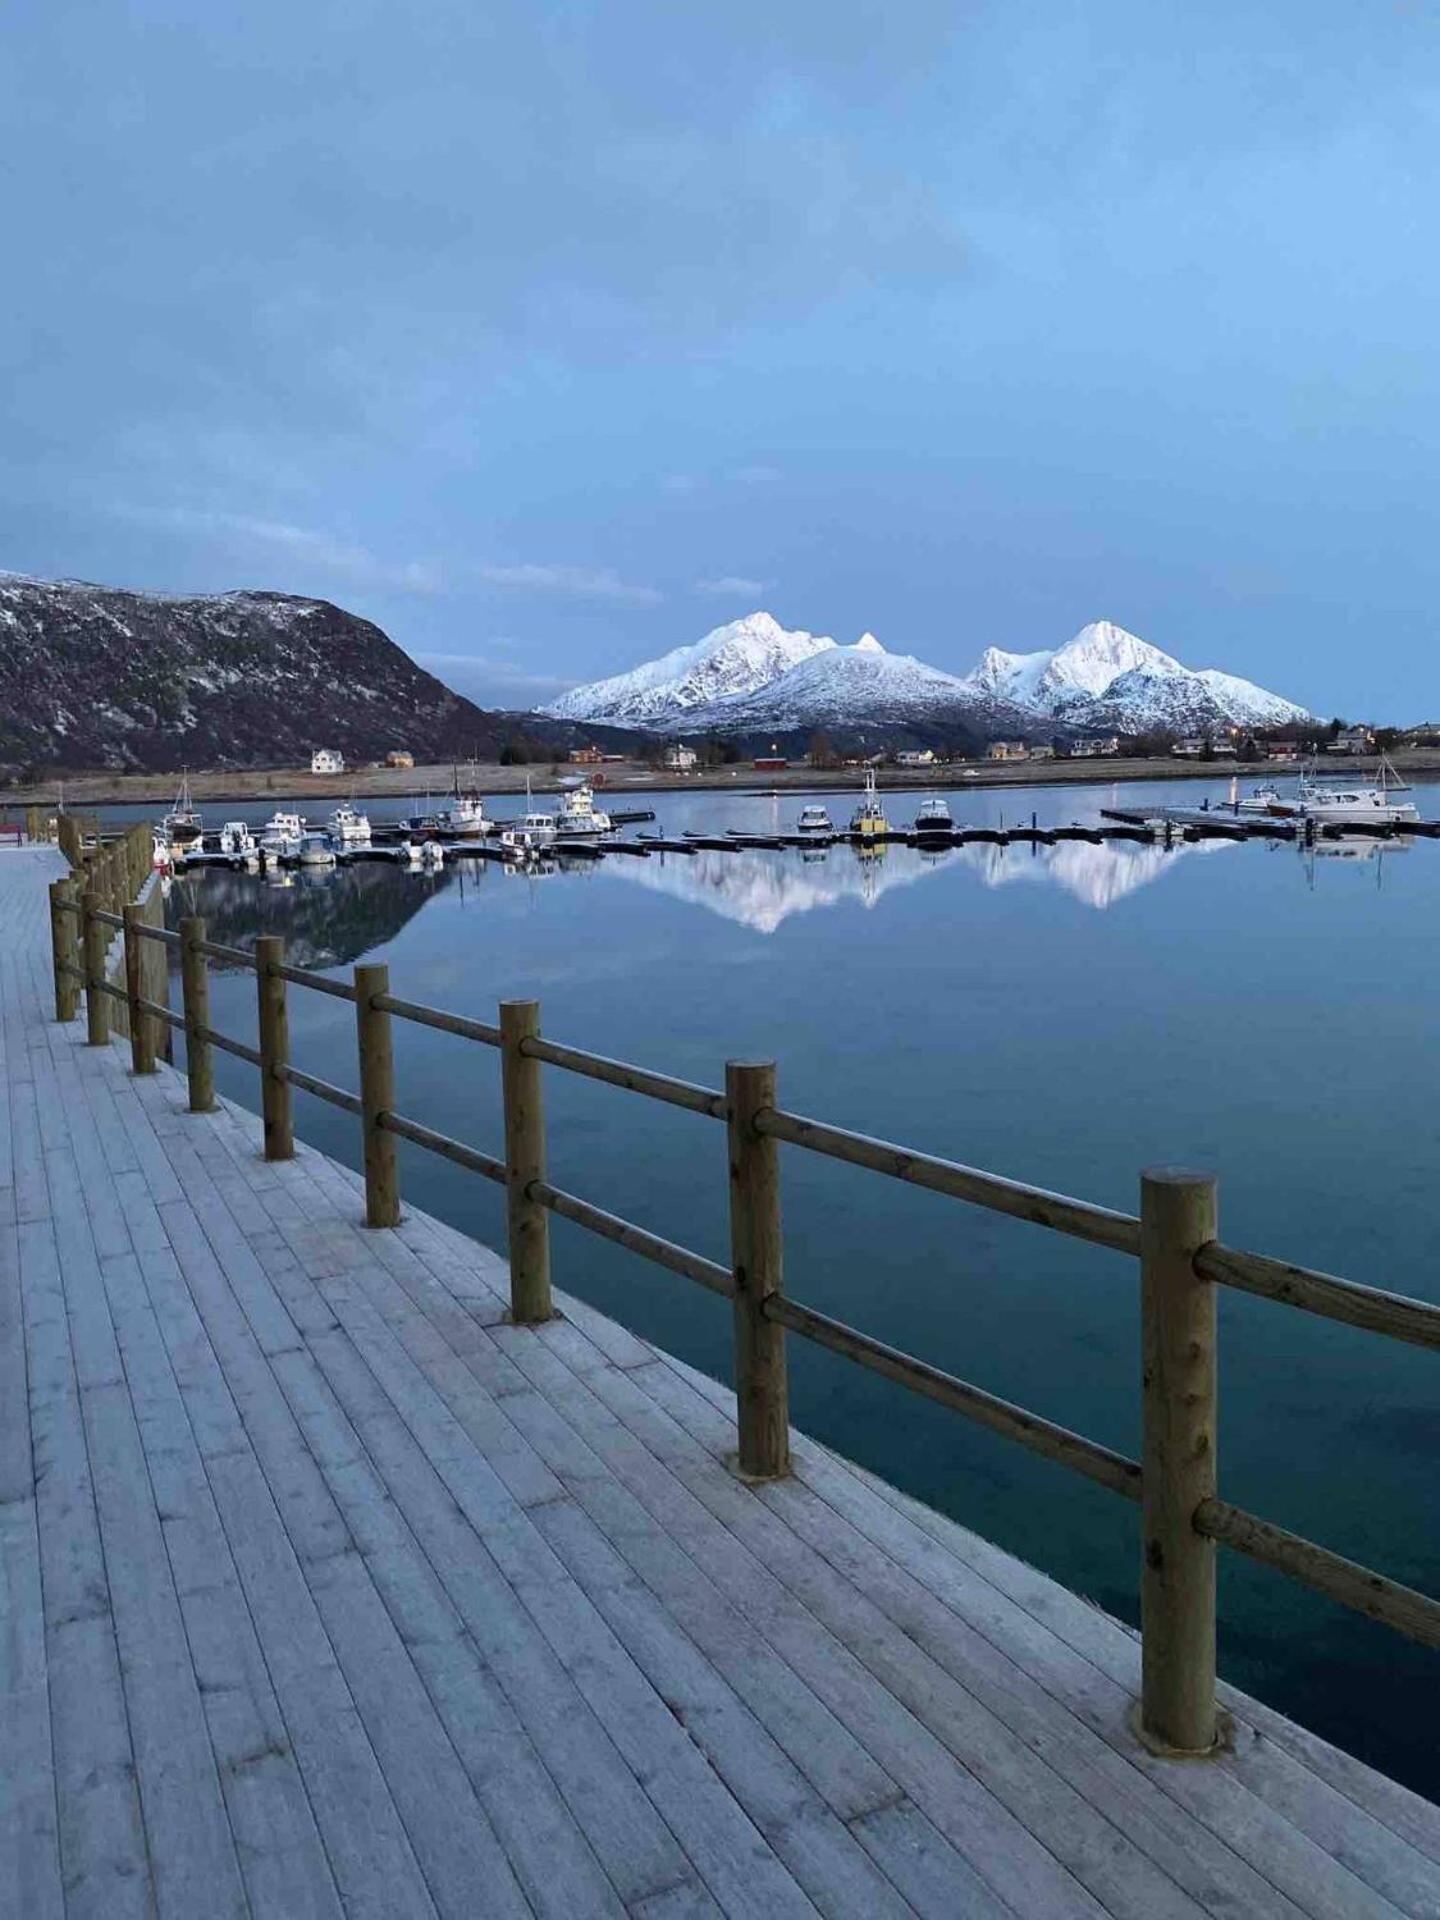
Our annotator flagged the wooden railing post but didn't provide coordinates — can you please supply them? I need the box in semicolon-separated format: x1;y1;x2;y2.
500;999;552;1322
180;917;216;1113
355;962;400;1227
81;889;108;1046
123;904;156;1075
256;935;293;1160
725;1060;790;1481
1140;1166;1220;1755
49;880;76;1022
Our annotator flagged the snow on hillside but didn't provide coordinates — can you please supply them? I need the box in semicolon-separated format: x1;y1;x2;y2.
545;612;836;722
544;609;1308;739
962;621;1307;731
684;636;980;731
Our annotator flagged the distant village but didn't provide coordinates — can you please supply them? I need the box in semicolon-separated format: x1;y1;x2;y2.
300;719;1426;783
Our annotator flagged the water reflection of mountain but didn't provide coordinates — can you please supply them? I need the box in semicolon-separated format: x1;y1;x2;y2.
600;835;1237;931
955;835;1235;912
165;861;451;968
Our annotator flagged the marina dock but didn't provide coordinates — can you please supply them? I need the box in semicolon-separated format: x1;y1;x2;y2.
4;840;1438;1917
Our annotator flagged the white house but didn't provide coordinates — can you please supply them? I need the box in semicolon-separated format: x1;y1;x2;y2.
1327;727;1374;755
663;743;699;772
311;748;345;774
894;748;936;768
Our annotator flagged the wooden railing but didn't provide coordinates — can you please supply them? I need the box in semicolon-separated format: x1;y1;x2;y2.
45;891;1440;1759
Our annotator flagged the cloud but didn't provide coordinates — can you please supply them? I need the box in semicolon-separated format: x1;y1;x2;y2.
471;561;661;604
695;575;769;597
122;507;445;595
417;650;577;710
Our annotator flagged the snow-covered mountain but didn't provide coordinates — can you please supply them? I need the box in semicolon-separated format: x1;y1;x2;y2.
548;611;1308;741
964;621;1306;732
676;634;1029;737
544;612;836;723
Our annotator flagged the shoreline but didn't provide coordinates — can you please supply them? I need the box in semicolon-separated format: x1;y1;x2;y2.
6;750;1438;811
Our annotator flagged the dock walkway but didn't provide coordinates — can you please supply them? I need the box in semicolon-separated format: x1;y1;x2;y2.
3;843;1437;1918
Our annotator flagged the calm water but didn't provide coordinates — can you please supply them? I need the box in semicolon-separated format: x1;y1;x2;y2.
115;776;1439;1796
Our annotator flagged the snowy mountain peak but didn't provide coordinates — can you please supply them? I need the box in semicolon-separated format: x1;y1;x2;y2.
544;611;836;723
962;620;1306;731
545;610;1308;739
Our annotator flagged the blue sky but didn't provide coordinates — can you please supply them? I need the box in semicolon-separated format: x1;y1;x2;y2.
4;2;1439;719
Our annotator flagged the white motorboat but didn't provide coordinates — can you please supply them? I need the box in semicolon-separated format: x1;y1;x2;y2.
420;839;445;867
297;831;337;868
1235;783;1286;815
161;774;203;848
218;820;259;860
326;802;371;847
1295;756;1418;826
553;781;612;836
500;810;559;857
849;769;889;840
261;809;304;842
797;804;834;833
438;790;488;837
913;795;954;833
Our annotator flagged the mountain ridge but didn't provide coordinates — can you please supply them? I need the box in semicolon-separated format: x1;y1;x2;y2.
550;613;1310;740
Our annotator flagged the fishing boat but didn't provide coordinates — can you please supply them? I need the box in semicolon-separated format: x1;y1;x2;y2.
326;801;371;847
218;820;259;860
297;831;337;868
797;804;834;834
259;810;304;868
438;790;488;837
161;774;203;847
500;809;559;857
553;781;612;837
1295;756;1419;826
913;795;954;834
849;769;889;840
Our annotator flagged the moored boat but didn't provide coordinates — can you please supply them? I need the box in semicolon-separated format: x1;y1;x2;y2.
297;830;337;868
326;801;372;846
162;774;203;847
438;790;488;836
913;795;954;833
218;820;259;860
849;769;889;840
553;781;612;836
797;804;833;834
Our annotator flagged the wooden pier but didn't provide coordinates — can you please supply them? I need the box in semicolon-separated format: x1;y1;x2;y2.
4;838;1439;1916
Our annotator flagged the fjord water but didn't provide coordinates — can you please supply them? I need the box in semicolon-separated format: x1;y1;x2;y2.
140;777;1440;1795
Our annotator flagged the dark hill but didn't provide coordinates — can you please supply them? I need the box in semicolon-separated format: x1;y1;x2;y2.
0;574;554;774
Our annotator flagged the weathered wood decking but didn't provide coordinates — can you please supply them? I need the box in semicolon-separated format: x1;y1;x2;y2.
3;845;1437;1919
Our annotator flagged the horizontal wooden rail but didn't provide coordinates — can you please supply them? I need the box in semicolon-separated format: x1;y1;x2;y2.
755;1107;1142;1256
196;937;259;968
93;908;124;930
56;960;86;981
377;1109;507;1183
373;994;501;1048
1195;1498;1440;1649
135;996;184;1031
1196;1242;1440;1352
275;961;357;1003
528;1178;735;1297
764;1294;1143;1499
278;1064;364;1117
522;1035;728;1119
198;1026;263;1068
92;977;127;1003
129;922;182;948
